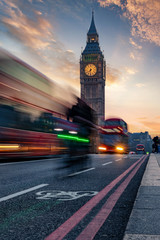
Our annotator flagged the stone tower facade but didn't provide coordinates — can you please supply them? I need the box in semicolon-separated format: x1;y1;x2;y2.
80;11;106;123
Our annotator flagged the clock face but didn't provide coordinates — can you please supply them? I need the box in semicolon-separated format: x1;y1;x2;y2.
85;64;97;76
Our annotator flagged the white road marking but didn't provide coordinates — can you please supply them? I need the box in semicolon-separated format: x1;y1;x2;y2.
0;184;48;203
102;161;112;166
68;168;95;177
115;158;122;162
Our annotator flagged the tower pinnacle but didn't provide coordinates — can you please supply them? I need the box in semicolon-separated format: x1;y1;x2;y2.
87;10;98;36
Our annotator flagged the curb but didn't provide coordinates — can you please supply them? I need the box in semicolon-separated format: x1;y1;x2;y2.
123;154;160;240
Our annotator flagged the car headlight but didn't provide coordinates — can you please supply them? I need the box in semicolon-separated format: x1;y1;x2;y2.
98;146;107;151
116;146;124;151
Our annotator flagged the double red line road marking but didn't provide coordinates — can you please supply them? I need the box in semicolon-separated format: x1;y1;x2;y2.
45;155;148;240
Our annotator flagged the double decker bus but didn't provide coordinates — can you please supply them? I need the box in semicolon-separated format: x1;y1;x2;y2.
98;118;129;154
0;49;92;159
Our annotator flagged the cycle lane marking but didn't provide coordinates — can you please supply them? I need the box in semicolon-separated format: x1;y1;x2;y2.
36;190;98;200
0;184;48;203
76;155;148;240
45;155;145;240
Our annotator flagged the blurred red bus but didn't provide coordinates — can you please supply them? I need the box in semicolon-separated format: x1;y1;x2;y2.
98;118;129;154
0;49;81;159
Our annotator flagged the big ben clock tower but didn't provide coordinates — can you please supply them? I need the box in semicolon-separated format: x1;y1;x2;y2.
80;11;106;123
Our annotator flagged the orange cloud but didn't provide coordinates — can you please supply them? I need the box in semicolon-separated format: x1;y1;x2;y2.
140;121;160;133
129;51;142;61
2;4;52;50
106;64;138;87
98;0;121;7
129;38;142;49
130;52;135;60
34;10;43;15
130;118;160;137
129;120;160;137
1;0;80;88
98;0;160;46
136;117;147;120
106;65;122;85
125;67;137;75
136;83;145;88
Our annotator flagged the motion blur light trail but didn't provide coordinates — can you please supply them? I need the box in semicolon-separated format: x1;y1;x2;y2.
0;144;20;150
0;49;95;159
57;134;90;143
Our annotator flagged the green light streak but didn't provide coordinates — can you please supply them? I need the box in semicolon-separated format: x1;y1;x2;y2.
57;134;89;143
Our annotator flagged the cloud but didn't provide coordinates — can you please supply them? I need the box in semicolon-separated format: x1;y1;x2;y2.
2;3;53;50
106;64;138;87
0;0;80;87
140;120;160;133
129;119;160;137
129;38;142;49
130;52;135;60
98;0;121;7
34;10;42;15
136;117;147;120
28;0;44;3
132;117;160;136
66;49;74;53
129;51;142;61
136;83;145;88
1;0;18;8
106;64;122;85
125;67;137;75
98;0;160;46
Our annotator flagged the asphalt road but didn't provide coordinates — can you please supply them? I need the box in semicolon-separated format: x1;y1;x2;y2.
0;154;149;240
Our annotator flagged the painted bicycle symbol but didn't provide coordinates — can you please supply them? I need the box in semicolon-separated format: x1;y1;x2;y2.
36;190;98;201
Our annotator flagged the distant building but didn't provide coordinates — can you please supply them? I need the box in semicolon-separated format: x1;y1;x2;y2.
128;131;153;153
80;11;106;124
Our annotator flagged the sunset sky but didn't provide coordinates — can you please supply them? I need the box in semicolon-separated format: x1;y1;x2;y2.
0;0;160;137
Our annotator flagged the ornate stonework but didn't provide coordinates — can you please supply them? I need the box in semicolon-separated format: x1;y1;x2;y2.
80;11;106;123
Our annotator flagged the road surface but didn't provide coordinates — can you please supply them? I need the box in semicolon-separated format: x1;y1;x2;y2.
0;153;148;240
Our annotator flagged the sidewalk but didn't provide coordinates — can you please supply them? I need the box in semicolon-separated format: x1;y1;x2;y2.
123;154;160;240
